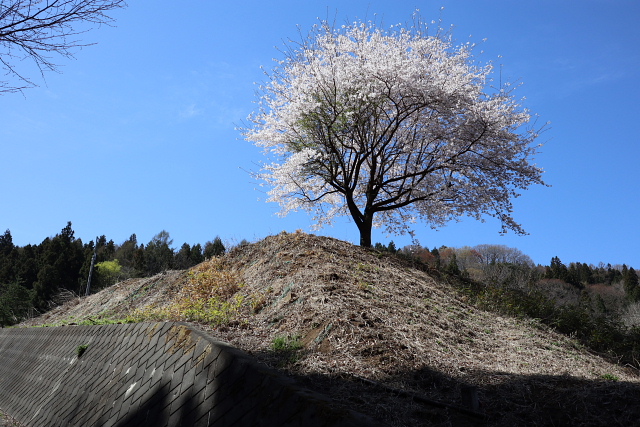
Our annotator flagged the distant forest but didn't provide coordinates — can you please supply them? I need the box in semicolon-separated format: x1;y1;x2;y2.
380;240;639;298
0;222;228;325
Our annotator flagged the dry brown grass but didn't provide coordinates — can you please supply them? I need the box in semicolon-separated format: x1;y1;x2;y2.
0;410;26;427
19;231;640;426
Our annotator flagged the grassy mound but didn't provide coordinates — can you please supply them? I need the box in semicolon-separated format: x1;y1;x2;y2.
20;231;640;426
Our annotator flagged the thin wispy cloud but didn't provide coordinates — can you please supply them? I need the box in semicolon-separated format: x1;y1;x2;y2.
179;103;204;119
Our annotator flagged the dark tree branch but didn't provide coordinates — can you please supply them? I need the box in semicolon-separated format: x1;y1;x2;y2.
0;0;126;93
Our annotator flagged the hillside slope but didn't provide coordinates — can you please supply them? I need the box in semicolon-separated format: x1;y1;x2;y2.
20;232;640;426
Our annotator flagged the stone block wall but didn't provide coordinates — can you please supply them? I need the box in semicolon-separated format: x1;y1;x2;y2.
0;322;383;427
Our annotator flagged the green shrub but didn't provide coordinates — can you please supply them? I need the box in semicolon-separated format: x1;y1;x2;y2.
76;344;89;358
271;335;303;352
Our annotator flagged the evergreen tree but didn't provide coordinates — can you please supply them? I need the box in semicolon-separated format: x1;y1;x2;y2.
132;244;146;277
32;222;84;306
577;262;594;285
204;236;225;258
190;243;204;265
0;229;15;284
431;247;441;270
51;222;84;291
171;242;205;269
0;229;13;256
612;266;623;284
566;263;583;288
0;281;34;326
144;231;174;275
624;267;640;302
174;243;194;270
33;265;59;310
14;245;37;288
373;241;397;254
114;234;138;276
94;235;116;262
595;294;608;314
445;253;461;276
547;256;569;281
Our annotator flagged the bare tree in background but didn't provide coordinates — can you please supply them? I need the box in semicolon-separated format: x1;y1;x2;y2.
0;0;126;92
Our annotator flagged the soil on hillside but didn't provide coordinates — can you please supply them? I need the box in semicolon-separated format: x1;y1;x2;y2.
20;232;640;427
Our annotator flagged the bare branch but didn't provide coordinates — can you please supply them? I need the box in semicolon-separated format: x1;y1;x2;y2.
0;0;127;93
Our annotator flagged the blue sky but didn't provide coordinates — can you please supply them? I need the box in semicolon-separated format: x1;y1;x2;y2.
1;0;639;267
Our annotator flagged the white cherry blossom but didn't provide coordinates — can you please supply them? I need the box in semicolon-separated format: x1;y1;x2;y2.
243;17;546;247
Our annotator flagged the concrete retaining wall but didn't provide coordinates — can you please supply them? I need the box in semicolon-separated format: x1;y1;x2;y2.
0;322;382;427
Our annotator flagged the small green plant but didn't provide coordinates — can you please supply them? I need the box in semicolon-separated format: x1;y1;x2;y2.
271;334;303;352
76;344;89;358
600;373;619;381
270;334;304;367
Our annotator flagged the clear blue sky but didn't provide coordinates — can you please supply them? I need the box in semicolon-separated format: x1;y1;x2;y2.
1;0;639;267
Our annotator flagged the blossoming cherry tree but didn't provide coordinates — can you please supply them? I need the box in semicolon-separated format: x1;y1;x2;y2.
244;17;546;247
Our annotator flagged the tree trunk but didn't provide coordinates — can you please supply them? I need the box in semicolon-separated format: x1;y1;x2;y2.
357;215;373;247
344;193;373;247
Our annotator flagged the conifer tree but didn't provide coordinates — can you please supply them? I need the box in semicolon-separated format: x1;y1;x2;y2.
0;229;15;284
204;236;225;258
174;243;193;270
624;267;640;302
144;231;174;275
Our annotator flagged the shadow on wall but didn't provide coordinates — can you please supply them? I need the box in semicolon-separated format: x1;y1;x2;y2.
0;323;382;427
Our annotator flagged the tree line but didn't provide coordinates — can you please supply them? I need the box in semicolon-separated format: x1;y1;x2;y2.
376;240;640;305
0;222;226;325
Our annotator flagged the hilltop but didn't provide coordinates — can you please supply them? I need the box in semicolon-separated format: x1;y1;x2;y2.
20;231;640;426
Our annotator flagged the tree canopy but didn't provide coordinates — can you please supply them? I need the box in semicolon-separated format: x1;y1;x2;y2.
244;15;546;247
